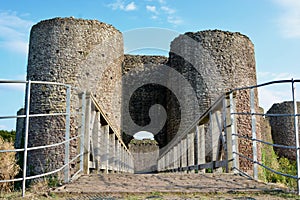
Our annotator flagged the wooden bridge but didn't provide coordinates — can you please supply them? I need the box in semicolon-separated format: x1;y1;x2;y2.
60;80;300;198
1;79;300;198
81;89;234;177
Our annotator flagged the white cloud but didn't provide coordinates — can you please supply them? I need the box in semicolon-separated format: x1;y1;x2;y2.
258;86;288;112
109;0;125;10
273;0;300;38
160;5;183;26
125;2;137;11
151;15;158;20
161;6;175;14
257;71;300;111
257;71;296;82
167;16;183;25
158;0;166;4
146;5;158;14
0;11;34;55
109;0;137;11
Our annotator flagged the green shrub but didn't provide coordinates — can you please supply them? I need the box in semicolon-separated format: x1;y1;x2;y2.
0;130;16;142
261;145;297;189
277;157;297;189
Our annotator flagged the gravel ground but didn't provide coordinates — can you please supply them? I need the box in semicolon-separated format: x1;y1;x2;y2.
51;173;298;199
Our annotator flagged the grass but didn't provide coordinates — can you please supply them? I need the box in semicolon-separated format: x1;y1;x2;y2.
0;136;20;193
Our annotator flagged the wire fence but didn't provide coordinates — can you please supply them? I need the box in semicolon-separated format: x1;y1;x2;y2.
0;80;85;197
158;79;300;195
230;79;300;194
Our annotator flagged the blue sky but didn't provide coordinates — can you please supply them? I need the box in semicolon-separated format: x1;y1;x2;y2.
0;0;300;130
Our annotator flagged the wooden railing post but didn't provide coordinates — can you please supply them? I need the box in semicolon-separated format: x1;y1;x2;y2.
187;131;195;173
198;125;205;173
83;92;91;174
224;95;233;173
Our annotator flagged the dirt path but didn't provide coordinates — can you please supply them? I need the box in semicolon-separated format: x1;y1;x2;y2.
53;173;297;199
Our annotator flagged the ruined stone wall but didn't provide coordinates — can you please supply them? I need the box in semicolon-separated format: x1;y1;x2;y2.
26;17;123;175
168;30;259;171
267;101;300;160
128;139;159;173
122;55;169;146
23;17;260;176
121;31;260;173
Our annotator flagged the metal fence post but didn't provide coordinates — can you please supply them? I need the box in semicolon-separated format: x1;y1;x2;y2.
230;92;238;173
250;88;258;180
292;79;300;195
22;80;31;197
64;86;71;183
80;92;86;173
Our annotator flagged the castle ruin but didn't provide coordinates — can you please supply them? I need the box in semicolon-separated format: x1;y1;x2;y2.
20;17;259;175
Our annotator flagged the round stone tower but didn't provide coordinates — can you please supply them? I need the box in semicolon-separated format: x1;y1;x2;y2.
168;30;259;172
26;17;123;175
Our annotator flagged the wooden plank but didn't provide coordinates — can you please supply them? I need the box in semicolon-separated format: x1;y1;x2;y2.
198;125;205;173
89;110;96;169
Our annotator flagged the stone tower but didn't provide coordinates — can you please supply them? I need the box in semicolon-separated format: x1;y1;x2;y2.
267;101;300;160
26;17;123;175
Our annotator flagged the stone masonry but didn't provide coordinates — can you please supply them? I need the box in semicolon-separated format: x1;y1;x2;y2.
19;17;260;175
167;30;260;171
128;139;159;173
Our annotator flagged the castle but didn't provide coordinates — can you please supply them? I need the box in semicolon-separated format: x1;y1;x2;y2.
17;17;260;175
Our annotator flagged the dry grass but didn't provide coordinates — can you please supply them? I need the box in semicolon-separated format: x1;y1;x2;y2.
0;136;20;192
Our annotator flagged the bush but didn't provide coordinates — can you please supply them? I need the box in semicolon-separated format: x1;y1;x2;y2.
277;157;297;189
0;136;20;192
261;145;297;189
0;130;16;142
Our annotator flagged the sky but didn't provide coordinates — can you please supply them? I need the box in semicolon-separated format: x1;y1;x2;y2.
0;0;300;131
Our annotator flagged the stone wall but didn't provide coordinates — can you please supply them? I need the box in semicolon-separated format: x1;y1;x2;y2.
266;101;300;160
26;17;123;175
128;139;159;173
